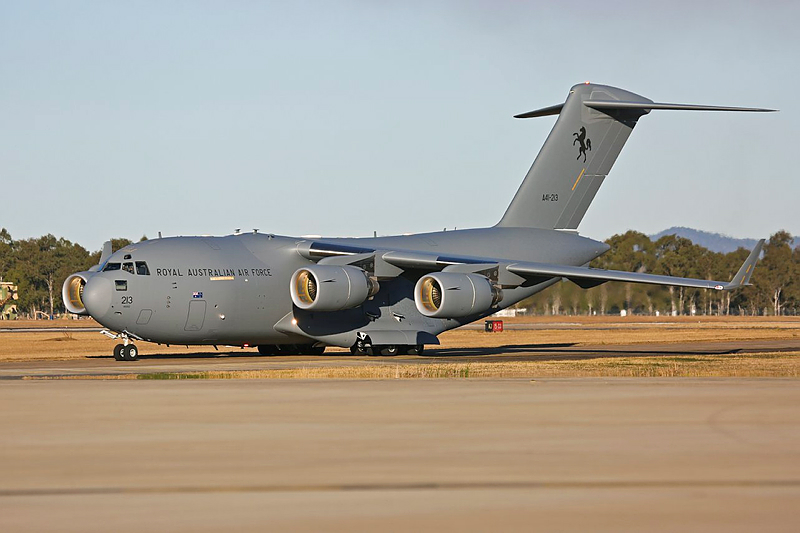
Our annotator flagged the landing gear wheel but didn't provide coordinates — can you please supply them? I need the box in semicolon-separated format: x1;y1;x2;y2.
379;345;400;357
123;344;139;361
308;346;326;355
351;338;374;356
350;344;373;356
405;345;424;356
113;344;125;361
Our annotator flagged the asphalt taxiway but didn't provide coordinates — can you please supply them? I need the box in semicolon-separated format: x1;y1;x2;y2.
2;378;799;532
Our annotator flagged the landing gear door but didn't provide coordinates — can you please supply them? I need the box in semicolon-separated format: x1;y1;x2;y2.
184;300;207;331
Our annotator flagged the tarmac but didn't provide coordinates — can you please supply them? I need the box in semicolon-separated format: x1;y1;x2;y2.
1;337;799;379
2;376;800;531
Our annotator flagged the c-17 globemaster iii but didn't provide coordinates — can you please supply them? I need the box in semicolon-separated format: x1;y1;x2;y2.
63;83;774;361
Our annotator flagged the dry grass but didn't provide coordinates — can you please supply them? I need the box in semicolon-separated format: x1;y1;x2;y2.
0;332;228;361
0;318;101;329
2;316;799;361
25;351;800;380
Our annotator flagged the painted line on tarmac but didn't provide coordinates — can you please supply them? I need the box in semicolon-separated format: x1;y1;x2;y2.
3;479;800;497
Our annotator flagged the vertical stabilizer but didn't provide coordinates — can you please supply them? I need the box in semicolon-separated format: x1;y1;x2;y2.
498;83;651;230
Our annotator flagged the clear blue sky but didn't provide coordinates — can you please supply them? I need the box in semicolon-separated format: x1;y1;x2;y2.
1;1;797;250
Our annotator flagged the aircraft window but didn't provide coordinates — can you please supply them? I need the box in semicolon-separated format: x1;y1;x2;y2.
103;262;121;272
122;262;135;274
115;280;127;291
124;254;132;260
136;261;150;276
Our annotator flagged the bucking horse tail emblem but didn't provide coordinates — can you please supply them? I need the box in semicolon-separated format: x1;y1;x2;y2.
573;126;592;163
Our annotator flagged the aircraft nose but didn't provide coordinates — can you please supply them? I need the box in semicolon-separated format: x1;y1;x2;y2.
82;276;113;318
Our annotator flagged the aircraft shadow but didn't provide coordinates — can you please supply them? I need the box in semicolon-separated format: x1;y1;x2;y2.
84;342;751;362
86;351;263;360
423;344;741;361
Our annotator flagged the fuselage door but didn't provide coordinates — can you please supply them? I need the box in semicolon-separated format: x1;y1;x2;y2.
184;300;207;331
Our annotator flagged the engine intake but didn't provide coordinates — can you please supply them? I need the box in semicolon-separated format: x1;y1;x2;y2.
414;272;502;318
62;272;92;316
290;265;379;312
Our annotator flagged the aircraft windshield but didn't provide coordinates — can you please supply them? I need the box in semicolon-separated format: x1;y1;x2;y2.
136;262;150;275
122;263;135;274
102;262;121;272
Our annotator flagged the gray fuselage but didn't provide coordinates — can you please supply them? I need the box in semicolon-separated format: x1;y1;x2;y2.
81;227;608;348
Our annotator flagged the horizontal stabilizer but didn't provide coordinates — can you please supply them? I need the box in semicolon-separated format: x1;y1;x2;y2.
515;97;776;119
584;101;777;113
513;104;564;119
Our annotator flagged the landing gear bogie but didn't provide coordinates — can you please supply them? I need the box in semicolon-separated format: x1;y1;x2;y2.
351;344;425;357
257;344;327;356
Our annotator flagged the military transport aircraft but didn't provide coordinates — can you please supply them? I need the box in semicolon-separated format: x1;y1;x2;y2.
63;83;773;361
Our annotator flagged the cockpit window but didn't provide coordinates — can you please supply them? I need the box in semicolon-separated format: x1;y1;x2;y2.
135;261;150;276
122;262;134;274
103;262;121;272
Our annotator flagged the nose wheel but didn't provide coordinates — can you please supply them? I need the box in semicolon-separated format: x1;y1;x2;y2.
102;330;141;362
113;343;139;361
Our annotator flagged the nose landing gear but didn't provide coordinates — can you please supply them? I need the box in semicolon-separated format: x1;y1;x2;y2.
102;330;140;362
113;343;139;361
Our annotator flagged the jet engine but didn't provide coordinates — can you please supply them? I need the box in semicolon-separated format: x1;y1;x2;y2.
290;265;379;312
62;272;93;316
414;272;502;318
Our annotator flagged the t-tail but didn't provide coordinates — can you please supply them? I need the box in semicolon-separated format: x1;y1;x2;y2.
497;83;775;230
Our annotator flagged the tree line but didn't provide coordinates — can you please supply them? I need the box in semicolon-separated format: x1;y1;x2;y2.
521;230;799;316
0;229;141;319
0;228;797;318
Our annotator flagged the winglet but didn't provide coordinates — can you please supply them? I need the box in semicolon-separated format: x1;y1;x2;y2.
725;239;765;289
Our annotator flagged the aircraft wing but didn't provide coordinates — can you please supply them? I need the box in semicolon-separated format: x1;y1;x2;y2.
302;239;764;291
508;239;763;290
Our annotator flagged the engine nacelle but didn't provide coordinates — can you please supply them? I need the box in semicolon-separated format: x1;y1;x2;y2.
62;272;93;316
290;265;379;312
414;272;502;318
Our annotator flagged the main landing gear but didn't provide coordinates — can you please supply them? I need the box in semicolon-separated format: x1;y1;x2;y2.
350;343;425;357
257;344;326;356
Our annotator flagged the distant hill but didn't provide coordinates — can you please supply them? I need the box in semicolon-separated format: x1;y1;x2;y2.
650;227;799;254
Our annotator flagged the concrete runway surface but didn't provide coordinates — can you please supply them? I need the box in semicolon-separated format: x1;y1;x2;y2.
2;378;800;532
